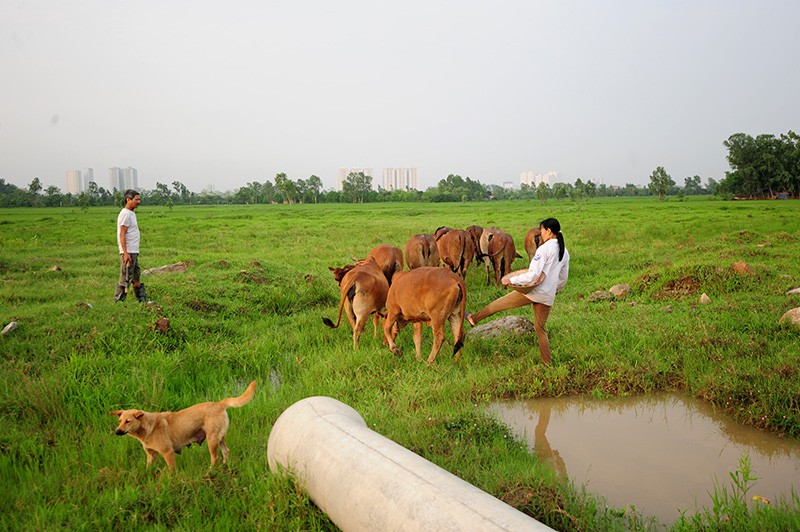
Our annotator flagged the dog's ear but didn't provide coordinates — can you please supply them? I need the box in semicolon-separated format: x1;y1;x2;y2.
133;410;145;419
109;410;122;417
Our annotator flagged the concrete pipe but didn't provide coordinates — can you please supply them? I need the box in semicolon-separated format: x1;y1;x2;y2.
267;396;553;531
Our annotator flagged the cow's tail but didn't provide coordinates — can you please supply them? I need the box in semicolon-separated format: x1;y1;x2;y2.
322;282;356;329
220;381;257;409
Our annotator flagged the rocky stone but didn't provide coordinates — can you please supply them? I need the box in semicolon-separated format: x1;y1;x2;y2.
663;305;673;313
786;287;800;295
49;265;61;272
757;242;771;248
779;307;800;326
731;261;754;275
142;261;191;275
699;293;711;304
588;290;611;302
76;302;94;309
466;316;535;339
609;284;631;299
1;321;18;335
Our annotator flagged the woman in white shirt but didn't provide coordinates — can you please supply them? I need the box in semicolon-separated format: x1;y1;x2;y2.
466;218;570;364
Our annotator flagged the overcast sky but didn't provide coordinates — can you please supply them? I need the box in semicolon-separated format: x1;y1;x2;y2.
2;1;799;193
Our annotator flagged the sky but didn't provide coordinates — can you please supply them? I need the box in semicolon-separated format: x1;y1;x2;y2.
2;1;799;193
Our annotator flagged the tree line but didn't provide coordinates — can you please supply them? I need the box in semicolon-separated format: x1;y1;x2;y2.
2;131;796;208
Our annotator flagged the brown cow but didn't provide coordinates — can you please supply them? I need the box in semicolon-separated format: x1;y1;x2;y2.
524;227;542;261
323;257;389;348
357;244;404;285
435;228;474;278
405;233;440;269
465;225;483;258
382;267;466;365
485;231;518;285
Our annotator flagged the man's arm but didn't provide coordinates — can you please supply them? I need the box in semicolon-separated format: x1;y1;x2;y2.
119;224;131;265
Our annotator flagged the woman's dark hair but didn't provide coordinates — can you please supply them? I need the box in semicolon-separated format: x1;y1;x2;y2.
540;217;565;261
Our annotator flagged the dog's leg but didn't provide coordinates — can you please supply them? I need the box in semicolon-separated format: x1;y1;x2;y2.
219;438;230;464
145;448;159;466
163;450;177;471
208;438;221;466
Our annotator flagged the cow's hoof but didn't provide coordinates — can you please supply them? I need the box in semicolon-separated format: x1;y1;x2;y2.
391;347;403;357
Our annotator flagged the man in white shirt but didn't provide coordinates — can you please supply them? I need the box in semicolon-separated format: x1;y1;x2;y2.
114;190;148;302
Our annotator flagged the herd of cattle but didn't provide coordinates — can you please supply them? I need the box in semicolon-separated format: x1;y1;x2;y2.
322;225;543;365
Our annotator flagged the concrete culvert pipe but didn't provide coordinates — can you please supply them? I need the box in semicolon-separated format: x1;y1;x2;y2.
267;396;553;531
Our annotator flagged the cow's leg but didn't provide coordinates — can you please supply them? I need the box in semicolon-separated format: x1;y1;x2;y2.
383;311;403;357
412;322;424;361
344;299;356;329
426;318;446;365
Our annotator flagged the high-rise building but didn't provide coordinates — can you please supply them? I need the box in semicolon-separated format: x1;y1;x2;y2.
336;167;373;191
382;167;419;191
109;167;138;192
82;168;94;191
66;170;82;195
520;170;559;188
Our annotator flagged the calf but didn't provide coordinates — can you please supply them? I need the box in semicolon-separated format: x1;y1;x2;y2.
405;233;440;269
382;267;466;365
524;227;542;261
435;228;474;278
356;244;404;285
485;231;518;285
323;257;389;348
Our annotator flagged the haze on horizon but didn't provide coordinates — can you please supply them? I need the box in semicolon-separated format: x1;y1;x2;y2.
2;1;799;194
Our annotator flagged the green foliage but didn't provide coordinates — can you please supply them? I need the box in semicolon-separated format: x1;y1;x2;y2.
721;131;800;198
1;198;799;529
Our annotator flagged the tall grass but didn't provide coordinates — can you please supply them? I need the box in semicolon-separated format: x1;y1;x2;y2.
1;197;799;529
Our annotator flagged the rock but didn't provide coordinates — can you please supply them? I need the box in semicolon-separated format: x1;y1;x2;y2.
588;290;611;302
779;308;800;326
732;261;754;275
145;301;163;314
786;287;800;295
466;316;535;339
663;305;673;313
76;302;94;309
1;321;18;335
757;242;771;248
49;265;61;272
699;293;711;304
142;261;191;275
608;284;631;299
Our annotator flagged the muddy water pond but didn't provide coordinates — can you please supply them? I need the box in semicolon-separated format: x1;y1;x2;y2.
488;393;800;524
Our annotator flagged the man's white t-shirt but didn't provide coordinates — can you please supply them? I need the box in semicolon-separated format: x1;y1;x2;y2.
117;208;140;254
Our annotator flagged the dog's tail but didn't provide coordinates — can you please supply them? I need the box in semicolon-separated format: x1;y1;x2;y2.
220;381;257;409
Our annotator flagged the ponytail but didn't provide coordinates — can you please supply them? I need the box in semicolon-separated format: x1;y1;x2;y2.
539;217;566;261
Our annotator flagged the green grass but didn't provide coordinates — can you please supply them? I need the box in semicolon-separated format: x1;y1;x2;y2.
1;197;799;530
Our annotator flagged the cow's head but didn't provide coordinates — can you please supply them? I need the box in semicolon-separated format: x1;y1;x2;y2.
329;264;356;285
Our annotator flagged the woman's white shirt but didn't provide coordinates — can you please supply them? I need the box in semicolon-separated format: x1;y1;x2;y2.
509;238;569;306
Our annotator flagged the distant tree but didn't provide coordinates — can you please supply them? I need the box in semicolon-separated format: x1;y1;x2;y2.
295;178;308;204
722;131;799;198
172;181;191;204
306;175;323;204
648;166;674;200
342;172;372;203
274;173;298;204
44;186;62;207
683;175;702;195
584;180;597;199
536;182;549;204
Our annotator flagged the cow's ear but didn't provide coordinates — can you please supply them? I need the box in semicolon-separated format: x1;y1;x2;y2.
328;266;335;272
109;410;122;417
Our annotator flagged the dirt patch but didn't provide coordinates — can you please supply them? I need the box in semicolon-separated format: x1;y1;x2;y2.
237;269;269;284
187;299;223;314
653;275;700;299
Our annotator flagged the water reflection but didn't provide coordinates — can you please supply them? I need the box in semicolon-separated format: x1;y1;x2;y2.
488;393;800;524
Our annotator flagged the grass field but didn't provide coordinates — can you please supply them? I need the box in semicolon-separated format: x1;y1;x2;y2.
1;197;799;530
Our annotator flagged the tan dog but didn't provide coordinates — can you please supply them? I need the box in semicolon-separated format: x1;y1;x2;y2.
110;381;256;471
